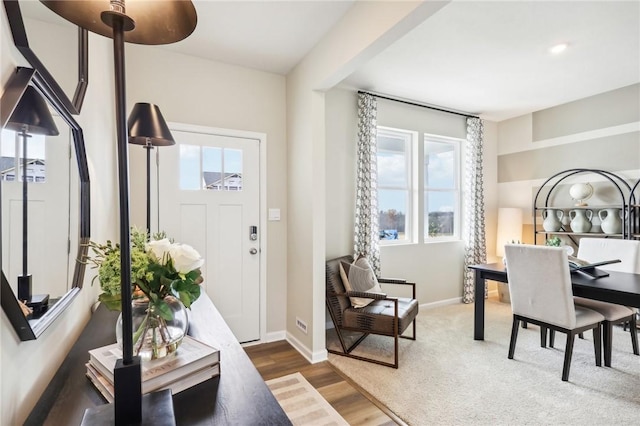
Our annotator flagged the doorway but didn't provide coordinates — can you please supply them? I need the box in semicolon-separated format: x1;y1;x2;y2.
158;123;264;343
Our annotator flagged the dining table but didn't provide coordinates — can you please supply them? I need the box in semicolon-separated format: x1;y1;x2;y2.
468;262;640;340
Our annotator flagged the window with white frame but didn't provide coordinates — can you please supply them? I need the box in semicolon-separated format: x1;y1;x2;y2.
179;144;243;191
424;135;460;240
1;128;47;183
376;127;461;244
376;127;412;243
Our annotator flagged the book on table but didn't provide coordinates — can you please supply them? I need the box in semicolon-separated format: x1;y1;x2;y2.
86;362;220;403
86;335;220;395
568;256;621;278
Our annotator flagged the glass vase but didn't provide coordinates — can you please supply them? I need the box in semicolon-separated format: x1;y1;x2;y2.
116;295;188;361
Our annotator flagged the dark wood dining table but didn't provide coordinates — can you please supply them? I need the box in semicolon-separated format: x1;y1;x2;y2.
469;263;640;340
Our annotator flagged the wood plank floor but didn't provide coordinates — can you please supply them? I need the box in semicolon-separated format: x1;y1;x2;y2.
244;340;404;426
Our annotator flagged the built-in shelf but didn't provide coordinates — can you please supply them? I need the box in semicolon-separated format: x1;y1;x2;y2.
535;230;623;237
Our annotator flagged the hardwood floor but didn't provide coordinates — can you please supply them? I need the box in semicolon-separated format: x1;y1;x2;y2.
244;340;404;426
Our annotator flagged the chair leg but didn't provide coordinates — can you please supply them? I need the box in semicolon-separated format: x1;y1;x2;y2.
593;323;602;367
540;327;547;348
578;332;584;339
508;316;520;359
549;330;555;348
630;315;639;356
603;321;612;367
562;333;576;381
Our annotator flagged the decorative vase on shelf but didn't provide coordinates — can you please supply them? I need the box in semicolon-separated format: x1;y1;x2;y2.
542;208;564;232
599;208;623;234
569;209;592;233
116;295;189;362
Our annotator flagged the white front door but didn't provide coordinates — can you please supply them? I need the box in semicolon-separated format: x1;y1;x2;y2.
158;126;261;343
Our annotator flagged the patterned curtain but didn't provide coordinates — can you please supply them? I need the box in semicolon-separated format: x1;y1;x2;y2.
354;93;381;276
462;117;487;303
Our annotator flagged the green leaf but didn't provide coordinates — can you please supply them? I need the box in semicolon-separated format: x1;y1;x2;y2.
178;291;192;308
152;299;174;321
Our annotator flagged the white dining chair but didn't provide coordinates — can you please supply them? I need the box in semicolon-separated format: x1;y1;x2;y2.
504;244;604;381
571;238;639;366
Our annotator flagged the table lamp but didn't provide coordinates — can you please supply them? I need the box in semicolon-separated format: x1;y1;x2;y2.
5;85;59;317
128;103;175;235
40;1;197;424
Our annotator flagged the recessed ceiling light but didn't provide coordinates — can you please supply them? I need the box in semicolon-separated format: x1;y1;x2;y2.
549;43;568;54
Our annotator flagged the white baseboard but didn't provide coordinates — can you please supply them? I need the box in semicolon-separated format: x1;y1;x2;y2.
264;330;287;343
286;331;327;364
419;296;461;311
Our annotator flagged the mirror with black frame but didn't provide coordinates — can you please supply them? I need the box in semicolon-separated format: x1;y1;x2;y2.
1;0;90;341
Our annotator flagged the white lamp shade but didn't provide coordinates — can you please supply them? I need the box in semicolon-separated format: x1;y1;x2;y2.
496;208;523;258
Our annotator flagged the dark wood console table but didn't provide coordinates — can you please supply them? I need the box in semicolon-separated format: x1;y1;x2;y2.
25;294;291;425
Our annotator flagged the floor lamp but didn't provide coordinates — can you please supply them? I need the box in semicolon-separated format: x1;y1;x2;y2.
5;85;59;316
128;103;175;236
40;1;196;424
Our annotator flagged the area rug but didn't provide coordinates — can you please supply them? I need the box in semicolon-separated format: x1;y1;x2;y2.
266;372;349;426
328;298;640;425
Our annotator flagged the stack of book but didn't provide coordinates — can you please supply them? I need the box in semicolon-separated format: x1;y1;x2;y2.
86;335;220;402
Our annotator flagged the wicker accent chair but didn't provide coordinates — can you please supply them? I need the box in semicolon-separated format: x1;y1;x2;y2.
326;255;418;368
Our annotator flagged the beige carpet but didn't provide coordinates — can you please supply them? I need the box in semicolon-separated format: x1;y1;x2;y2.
266;372;349;426
328;298;640;425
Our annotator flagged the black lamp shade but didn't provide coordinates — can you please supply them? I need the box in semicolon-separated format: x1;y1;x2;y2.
5;86;59;136
40;0;197;45
128;103;175;146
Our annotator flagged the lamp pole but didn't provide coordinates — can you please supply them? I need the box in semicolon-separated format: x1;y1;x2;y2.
102;5;142;423
145;141;153;235
17;130;31;301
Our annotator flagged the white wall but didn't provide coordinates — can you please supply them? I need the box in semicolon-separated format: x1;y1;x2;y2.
287;1;448;360
325;88;499;303
496;84;640;247
1;15;118;425
124;46;289;337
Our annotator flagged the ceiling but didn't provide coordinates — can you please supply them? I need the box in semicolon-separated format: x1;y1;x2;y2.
21;1;640;122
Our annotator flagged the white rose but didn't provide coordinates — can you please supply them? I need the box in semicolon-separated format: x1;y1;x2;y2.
146;238;172;265
170;243;204;274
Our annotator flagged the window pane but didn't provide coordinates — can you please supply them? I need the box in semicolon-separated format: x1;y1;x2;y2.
1;129;16;182
203;147;222;191
180;144;201;190
424;140;454;189
25;135;46;183
378;189;407;240
377;135;407;188
223;149;243;191
425;191;455;238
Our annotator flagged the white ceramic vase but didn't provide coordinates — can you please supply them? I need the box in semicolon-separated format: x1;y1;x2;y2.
569;209;592;233
542;209;563;232
598;208;622;234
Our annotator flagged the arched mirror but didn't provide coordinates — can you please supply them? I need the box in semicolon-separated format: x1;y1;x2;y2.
1;0;90;341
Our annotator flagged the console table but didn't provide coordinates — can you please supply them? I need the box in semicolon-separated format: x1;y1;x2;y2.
25;293;290;425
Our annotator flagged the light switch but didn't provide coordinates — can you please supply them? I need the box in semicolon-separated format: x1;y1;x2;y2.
268;208;281;221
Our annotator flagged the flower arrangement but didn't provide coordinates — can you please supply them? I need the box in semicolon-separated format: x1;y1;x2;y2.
89;228;204;319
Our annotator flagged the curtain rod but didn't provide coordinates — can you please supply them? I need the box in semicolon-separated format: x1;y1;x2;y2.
358;91;479;119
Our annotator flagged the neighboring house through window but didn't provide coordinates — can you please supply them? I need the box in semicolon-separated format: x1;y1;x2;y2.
1;129;47;183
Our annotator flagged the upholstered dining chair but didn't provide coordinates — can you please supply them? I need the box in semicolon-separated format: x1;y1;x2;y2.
325;255;418;368
567;238;640;367
504;244;604;381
